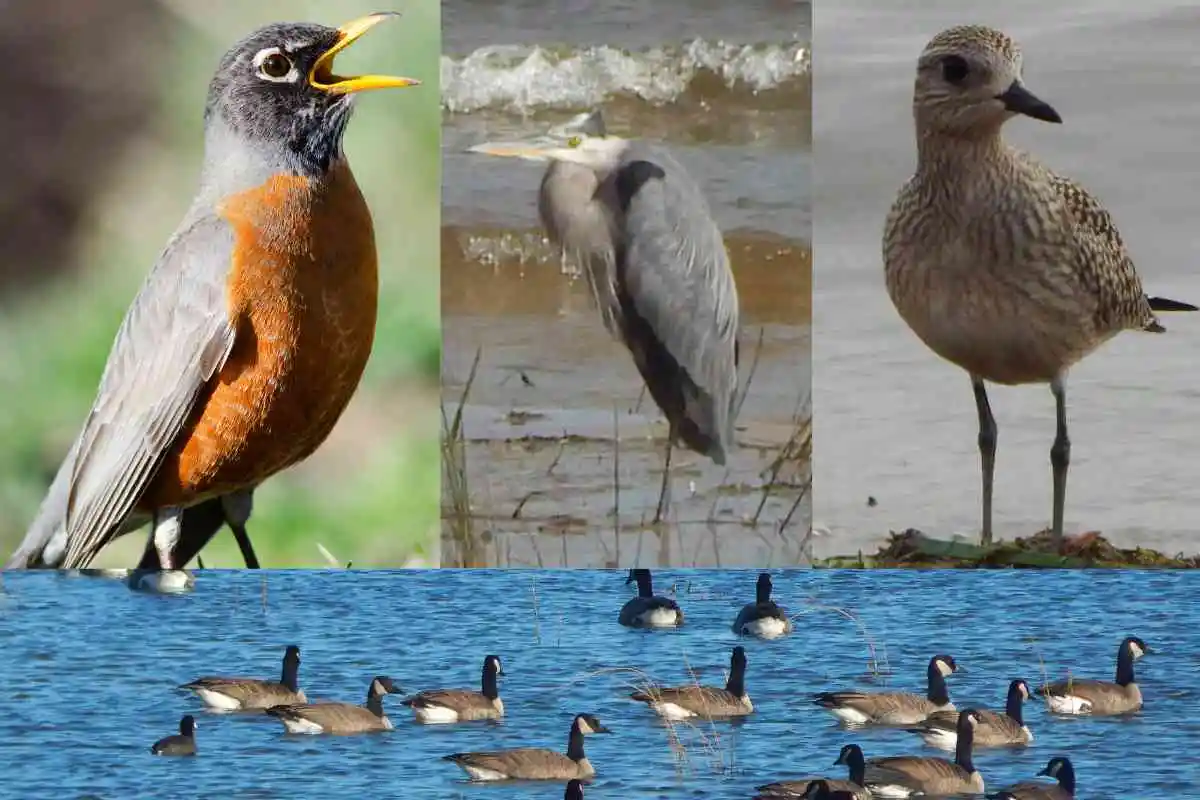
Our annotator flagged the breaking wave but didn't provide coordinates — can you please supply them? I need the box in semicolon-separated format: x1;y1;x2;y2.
442;39;810;114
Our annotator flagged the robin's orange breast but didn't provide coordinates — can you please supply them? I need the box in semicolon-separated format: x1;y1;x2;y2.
140;160;378;509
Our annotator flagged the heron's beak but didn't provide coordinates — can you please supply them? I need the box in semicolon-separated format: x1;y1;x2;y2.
467;134;571;162
310;12;421;94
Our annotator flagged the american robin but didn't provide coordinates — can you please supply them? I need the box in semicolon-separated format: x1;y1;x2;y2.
6;13;420;570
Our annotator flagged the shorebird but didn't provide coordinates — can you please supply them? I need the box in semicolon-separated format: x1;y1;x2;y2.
884;25;1195;547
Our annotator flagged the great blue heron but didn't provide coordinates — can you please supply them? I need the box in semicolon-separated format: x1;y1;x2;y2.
468;111;741;522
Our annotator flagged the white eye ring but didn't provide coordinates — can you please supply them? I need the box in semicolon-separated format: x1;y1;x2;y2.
253;47;299;83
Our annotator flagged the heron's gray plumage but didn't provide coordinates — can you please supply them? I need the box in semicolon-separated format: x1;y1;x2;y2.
614;141;739;462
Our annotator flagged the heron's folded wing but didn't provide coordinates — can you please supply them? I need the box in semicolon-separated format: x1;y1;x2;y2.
616;144;739;423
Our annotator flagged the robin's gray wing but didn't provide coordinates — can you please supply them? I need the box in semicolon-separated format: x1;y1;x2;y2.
10;211;237;568
611;142;740;457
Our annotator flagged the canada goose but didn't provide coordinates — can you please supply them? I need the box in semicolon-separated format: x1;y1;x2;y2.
619;569;684;627
863;709;985;798
179;644;305;711
443;712;611;781
908;678;1032;749
799;781;859;800
630;646;752;719
1040;636;1149;715
150;715;196;756
756;780;858;800
989;757;1075;799
754;743;871;799
403;654;504;722
814;654;961;725
732;572;792;638
565;779;584;799
266;676;403;735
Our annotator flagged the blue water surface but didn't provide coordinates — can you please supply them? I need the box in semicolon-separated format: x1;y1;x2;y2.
0;569;1195;799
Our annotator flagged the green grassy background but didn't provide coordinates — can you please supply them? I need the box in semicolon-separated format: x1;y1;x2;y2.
0;0;440;567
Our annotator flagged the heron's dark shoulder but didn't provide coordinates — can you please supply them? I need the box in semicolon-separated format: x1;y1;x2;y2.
614;141;702;211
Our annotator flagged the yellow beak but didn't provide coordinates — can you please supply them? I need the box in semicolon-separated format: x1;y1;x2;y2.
309;12;421;94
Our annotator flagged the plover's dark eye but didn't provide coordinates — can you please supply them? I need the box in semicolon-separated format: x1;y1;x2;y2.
258;52;294;81
941;55;970;84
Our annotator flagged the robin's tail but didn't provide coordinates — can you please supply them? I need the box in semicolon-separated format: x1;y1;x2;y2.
1147;295;1198;312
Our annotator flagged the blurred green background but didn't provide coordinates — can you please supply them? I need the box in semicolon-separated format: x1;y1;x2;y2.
0;0;440;567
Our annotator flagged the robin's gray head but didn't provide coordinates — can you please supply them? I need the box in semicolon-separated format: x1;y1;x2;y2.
913;25;1060;136
205;13;419;171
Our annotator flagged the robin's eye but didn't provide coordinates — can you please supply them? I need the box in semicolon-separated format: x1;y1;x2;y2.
256;50;295;81
942;55;970;84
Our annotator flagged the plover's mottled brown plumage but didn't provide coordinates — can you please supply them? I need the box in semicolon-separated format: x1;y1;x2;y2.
884;25;1195;547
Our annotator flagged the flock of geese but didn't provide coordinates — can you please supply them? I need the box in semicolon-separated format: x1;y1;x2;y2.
149;570;1151;799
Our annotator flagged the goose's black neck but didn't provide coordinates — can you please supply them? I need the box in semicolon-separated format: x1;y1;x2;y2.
954;715;975;772
844;746;866;786
1004;684;1025;725
1115;646;1137;687
1056;761;1076;795
366;685;386;717
726;657;747;697
481;663;499;700
927;662;950;706
281;657;300;692
636;571;654;598
567;723;586;761
755;575;772;604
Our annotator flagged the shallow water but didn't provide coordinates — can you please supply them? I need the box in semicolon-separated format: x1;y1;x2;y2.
1;570;1196;798
814;1;1200;556
441;1;812;566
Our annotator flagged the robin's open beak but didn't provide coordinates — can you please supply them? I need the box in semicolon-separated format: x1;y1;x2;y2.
309;12;421;94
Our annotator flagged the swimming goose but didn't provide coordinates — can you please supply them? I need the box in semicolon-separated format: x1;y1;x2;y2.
908;678;1032;749
179;644;305;711
814;654;961;725
403;654;504;723
266;676;402;735
732;572;792;639
443;712;611;781
565;779;584;799
864;709;985;798
150;715;196;756
802;781;860;800
619;569;684;627
759;780;858;800
754;743;872;799
630;646;752;719
1040;636;1149;715
989;757;1075;799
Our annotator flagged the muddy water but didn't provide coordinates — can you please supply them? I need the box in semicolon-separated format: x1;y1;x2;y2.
440;2;811;567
